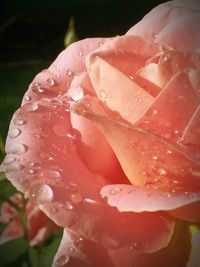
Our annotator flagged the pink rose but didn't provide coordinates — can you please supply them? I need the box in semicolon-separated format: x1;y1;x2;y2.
1;0;200;266
0;193;58;246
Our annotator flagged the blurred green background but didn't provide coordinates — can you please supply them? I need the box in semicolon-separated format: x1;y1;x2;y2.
0;0;166;147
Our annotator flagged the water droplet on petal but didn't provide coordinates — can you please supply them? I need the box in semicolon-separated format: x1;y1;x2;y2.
7;144;27;154
24;102;39;112
69;86;84;101
67;70;73;76
32;83;44;94
14;118;26;125
65;201;74;210
46;78;56;87
157;167;167;176
129;75;134;80
24;95;31;101
55;255;69;266
27;169;36;174
167;149;172;154
30;183;54;204
79;52;83;56
70;192;83;204
153;109;158;115
99;90;107;99
3;156;16;165
8;128;21;138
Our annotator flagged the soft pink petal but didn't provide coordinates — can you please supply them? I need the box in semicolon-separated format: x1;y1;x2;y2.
88;56;154;125
21;38;110;105
127;0;200;52
181;105;200;153
73;99;200;191
135;71;200;142
53;228;114;267
101;184;200;213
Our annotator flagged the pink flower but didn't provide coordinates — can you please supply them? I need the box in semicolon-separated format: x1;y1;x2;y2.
0;193;58;246
1;0;200;266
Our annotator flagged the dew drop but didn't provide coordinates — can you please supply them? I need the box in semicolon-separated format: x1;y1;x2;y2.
69;86;84;101
7;144;27;154
14;118;26;125
24;102;39;112
3;156;16;165
99;90;107;99
167;149;172;154
55;255;69;266
65;201;74;210
98;42;103;47
79;52;83;56
67;70;73;76
30;183;54;204
152;155;158;160
46;78;56;87
167;193;171;198
153;109;158;115
70;192;83;204
27;169;36;174
66;133;76;140
32;83;44;94
24;95;31;101
157;167;167;176
129;75;134;80
8;128;21;138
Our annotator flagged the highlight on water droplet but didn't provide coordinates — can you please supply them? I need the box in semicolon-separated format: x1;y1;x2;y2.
3;156;16;165
6;144;27;154
67;70;73;76
14;118;26;125
24;95;31;101
99;90;107;99
32;83;44;94
30;183;54;204
24;102;39;112
8;128;21;138
55;255;69;266
69;86;84;101
70;192;83;204
46;77;56;87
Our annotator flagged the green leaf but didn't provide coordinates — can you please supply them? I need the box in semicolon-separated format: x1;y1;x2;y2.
38;230;62;267
0;238;28;264
0;135;5;155
0;179;18;206
64;17;78;48
29;247;42;267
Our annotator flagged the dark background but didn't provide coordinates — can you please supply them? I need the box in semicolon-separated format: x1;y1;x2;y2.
0;0;166;143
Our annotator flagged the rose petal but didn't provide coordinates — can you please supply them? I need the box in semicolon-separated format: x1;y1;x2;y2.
73;98;200;190
135;71;200;142
107;221;190;267
181;105;200;152
21;37;110;105
101;184;200;213
127;1;200;52
88;56;154;125
53;228;116;267
69;73;127;181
